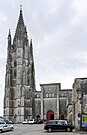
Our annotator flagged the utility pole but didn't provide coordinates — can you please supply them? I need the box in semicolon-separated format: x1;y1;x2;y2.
80;91;83;131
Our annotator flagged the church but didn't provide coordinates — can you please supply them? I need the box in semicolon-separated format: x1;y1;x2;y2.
3;8;72;123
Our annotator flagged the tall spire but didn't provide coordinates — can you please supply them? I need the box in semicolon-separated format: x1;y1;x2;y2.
14;6;27;40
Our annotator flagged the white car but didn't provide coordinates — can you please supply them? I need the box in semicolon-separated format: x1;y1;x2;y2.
22;119;29;124
0;120;14;133
29;119;35;124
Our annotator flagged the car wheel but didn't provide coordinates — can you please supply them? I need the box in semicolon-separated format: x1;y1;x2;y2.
67;127;71;132
10;127;14;131
0;129;2;133
47;128;52;132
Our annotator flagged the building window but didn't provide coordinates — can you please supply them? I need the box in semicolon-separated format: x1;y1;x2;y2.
52;93;54;97
49;94;51;97
46;94;48;98
14;61;16;67
62;93;64;96
18;101;20;107
37;94;40;98
18;110;19;115
14;70;16;77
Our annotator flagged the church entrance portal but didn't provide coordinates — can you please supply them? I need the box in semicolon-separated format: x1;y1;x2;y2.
60;114;64;120
47;110;54;120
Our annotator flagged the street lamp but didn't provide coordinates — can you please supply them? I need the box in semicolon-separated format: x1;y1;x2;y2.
79;91;83;131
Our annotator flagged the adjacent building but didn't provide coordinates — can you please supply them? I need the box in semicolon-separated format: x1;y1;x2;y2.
72;78;87;129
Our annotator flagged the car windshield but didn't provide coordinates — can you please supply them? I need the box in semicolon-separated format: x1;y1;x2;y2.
58;120;67;125
4;120;10;124
30;119;33;121
0;121;5;124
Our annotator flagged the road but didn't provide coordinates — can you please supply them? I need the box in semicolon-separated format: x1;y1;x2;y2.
1;124;87;135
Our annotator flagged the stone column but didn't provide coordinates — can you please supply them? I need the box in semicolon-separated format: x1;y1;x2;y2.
41;86;43;120
56;84;59;119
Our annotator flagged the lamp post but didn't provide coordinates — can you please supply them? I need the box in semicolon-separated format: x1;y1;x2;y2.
79;91;83;131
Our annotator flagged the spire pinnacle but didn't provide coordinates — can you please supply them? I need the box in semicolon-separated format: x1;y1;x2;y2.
13;6;27;40
20;4;22;12
8;28;11;38
8;29;11;35
8;28;11;45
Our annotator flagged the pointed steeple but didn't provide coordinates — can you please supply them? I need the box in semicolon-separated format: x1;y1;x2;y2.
7;29;11;64
17;5;25;29
30;39;36;91
8;29;11;36
8;29;11;46
14;6;27;40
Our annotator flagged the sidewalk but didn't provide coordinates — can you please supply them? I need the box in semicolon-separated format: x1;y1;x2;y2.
73;128;87;134
79;131;87;134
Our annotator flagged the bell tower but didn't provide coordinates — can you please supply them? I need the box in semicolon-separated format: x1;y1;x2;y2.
4;7;36;123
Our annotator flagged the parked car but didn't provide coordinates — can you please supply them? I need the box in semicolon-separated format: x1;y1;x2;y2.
22;119;29;124
35;119;43;124
44;120;74;132
0;120;14;133
29;119;35;124
4;119;14;124
8;120;14;124
82;122;87;130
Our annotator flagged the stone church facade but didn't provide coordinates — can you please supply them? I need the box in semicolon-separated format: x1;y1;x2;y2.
4;8;72;123
35;83;72;121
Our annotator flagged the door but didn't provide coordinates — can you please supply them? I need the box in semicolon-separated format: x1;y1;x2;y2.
60;114;64;120
47;110;54;120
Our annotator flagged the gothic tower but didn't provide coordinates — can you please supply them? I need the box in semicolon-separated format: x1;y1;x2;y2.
4;7;36;123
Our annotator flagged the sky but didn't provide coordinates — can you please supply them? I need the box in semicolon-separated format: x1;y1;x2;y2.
0;0;87;116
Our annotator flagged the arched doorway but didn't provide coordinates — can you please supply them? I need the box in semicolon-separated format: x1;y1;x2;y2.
36;115;40;120
60;114;64;120
46;110;54;120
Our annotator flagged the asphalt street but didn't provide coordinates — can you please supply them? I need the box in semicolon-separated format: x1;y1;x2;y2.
1;124;87;135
